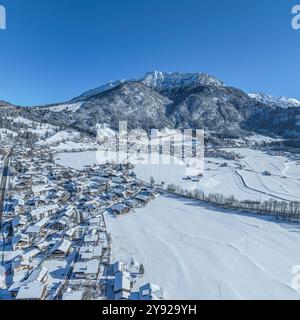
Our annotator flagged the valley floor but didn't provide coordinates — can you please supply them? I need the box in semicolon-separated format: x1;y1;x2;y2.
105;195;300;300
55;148;300;202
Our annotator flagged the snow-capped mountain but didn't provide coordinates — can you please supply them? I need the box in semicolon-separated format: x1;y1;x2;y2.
1;71;300;139
73;71;224;102
141;71;224;91
73;79;126;101
249;92;300;108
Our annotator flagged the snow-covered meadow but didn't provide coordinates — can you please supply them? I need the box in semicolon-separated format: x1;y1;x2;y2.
105;195;300;300
55;148;300;202
135;148;300;202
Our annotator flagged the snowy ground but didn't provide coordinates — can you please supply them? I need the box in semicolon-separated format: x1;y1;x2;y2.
55;151;97;170
105;195;300;300
55;148;300;202
135;148;300;202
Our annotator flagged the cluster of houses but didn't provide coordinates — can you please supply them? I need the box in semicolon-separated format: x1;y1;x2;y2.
110;261;163;301
0;141;162;300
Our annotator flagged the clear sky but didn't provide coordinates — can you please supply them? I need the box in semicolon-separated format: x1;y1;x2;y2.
0;0;299;106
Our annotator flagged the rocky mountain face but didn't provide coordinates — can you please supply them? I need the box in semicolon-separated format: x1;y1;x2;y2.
1;71;300;139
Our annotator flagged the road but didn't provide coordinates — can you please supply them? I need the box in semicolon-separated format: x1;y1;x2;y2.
0;148;12;227
0;148;12;266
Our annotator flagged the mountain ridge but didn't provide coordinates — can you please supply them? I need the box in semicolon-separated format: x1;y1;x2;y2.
1;71;300;139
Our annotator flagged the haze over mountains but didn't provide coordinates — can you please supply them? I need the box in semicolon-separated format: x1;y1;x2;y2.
1;71;300;139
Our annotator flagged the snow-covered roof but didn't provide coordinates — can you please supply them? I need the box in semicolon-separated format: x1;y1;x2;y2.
114;272;131;293
21;248;41;260
31;204;59;217
50;239;72;255
84;234;98;243
139;283;163;300
73;259;100;275
62;290;84;300
32;184;54;194
16;281;46;300
111;203;129;213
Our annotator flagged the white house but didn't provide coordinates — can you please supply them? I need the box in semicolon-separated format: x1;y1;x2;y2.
113;261;125;275
50;239;72;256
16;281;47;300
73;259;100;280
114;271;131;300
139;283;163;300
32;185;54;197
30;204;59;221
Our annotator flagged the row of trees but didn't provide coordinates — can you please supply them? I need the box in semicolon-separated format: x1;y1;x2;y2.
167;184;300;222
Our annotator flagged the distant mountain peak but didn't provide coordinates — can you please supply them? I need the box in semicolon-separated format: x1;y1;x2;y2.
73;71;225;102
249;92;300;108
141;71;225;91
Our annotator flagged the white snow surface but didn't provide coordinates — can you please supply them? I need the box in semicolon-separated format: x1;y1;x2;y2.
142;71;224;90
39;131;80;146
45;102;83;113
55;148;300;202
105;195;300;300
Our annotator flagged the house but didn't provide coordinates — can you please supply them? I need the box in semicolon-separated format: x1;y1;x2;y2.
50;239;72;256
135;194;151;205
104;193;118;202
0;266;6;289
84;234;99;246
30;204;59;221
124;199;138;208
113;261;124;275
32;185;54;197
16;281;47;300
110;204;130;216
114;271;131;300
12;257;31;274
65;227;76;239
26;225;41;238
21;248;41;262
73;259;100;280
12;216;28;229
12;234;30;250
52;216;69;231
113;188;127;198
62;290;84;301
139;283;163;300
79;245;102;261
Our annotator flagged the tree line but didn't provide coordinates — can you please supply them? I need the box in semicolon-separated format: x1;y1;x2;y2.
167;184;300;222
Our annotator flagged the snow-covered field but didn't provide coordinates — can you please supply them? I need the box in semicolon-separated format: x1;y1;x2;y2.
55;148;300;202
39;131;81;146
105;195;300;300
135;148;300;202
55;151;97;170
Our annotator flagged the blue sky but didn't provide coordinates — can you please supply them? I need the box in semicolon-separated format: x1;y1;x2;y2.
0;0;299;106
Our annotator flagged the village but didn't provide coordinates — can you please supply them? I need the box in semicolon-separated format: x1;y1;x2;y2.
0;138;164;301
